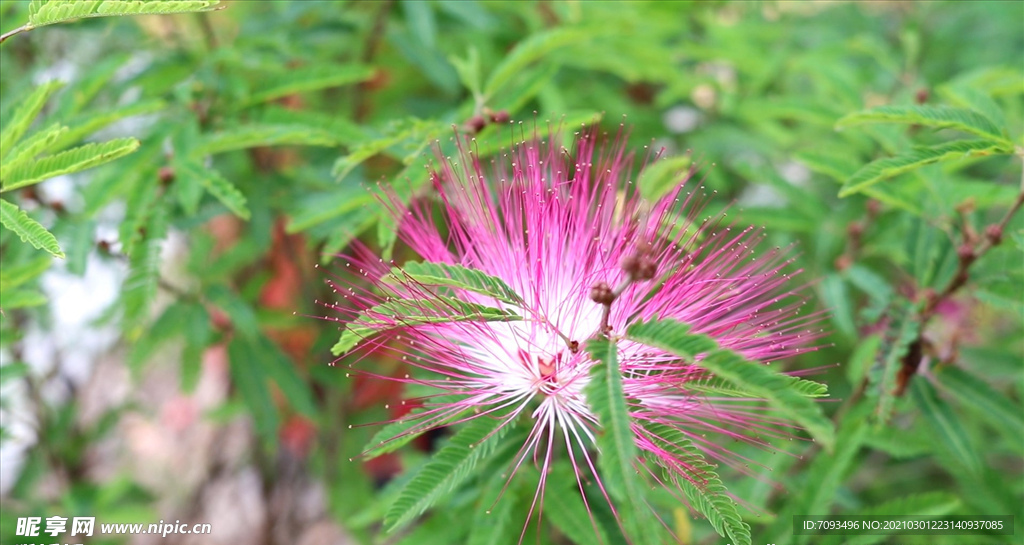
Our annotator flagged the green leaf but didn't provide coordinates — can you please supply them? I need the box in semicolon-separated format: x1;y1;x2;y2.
584;338;655;545
362;398;464;458
484;28;588;97
466;463;518;545
625;318;834;451
1;138;140;192
388;261;526;306
0;255;52;291
583;338;637;501
767;403;868;545
450;47;483;98
938;82;1007;127
911;379;982;475
821;274;855;337
873;305;921;425
838;140;1010;197
250;335;318;420
846;334;882;385
641;423;750;545
285;188;375;233
259;106;366;147
544;464;613;545
193;124;338;156
176;161;250;220
0;80;63;160
385;415;512;531
49;100;165;152
227;334;280;447
332;296;522;356
122;207;167;336
0;288;48;309
0;198;64;258
236;65;375;109
330;117;445;180
1;124;68;178
0;362;30;385
836;105;1011;145
820;493;961;545
205;284;260;337
935;366;1024;440
26;0;220;29
638;155;692;201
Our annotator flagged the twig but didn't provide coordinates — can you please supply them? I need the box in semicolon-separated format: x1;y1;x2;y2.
897;154;1024;394
0;24;29;44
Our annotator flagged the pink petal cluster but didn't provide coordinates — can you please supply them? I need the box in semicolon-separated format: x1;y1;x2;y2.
328;126;822;518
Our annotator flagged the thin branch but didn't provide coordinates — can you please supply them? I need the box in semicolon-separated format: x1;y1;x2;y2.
0;24;29;44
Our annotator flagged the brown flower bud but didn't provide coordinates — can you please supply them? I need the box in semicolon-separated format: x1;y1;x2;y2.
835;255;853;271
159;166;175;185
957;244;975;264
984;224;1003;245
866;200;881;217
489;110;510;124
915;88;929;104
589;282;615;305
465;115;487;134
622;253;657;281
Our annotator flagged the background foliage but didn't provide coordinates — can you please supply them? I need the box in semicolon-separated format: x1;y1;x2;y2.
1;1;1021;544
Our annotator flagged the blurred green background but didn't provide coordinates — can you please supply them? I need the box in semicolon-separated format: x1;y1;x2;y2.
0;1;1021;544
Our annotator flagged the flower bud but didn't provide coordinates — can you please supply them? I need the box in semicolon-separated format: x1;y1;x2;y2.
589;282;615;305
957;244;975;264
622;253;657;281
489;110;510;124
465;115;487;134
984;224;1003;245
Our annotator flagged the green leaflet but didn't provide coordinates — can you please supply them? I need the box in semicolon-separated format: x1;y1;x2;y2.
625;318;835;451
121;206;168;337
584;338;656;545
1;124;68;178
1;138;140;192
819;492;961;545
0;288;48;309
332;296;522;356
236;65;376;109
641;422;751;545
26;0;220;29
835;105;1011;146
227;333;280;448
362;395;464;458
0;198;64;258
839;139;1011;197
49;100;165;152
873;303;921;425
543;463;614;545
911;380;982;475
0;80;63;160
821;273;856;337
935;365;1024;443
387;261;526;306
938;82;1007;127
385;414;513;531
484;28;590;97
466;462;519;545
175;160;250;220
772;406;868;545
193;124;338;156
638;155;692;202
0;255;52;291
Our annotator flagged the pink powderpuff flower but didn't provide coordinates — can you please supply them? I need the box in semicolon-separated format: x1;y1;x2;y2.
327;125;823;532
